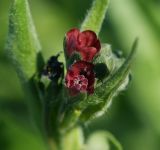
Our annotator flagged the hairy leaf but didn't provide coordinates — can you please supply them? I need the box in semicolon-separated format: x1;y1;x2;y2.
81;0;110;35
80;39;138;122
5;0;44;131
6;0;42;82
96;38;138;99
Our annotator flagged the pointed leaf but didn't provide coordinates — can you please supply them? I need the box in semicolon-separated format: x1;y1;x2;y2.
96;38;138;99
6;0;42;82
79;39;137;122
5;0;45;131
81;0;110;35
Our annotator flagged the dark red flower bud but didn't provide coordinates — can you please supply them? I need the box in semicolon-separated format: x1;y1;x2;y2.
65;61;95;95
65;28;101;61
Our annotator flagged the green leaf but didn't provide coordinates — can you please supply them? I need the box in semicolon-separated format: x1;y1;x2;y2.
61;127;84;150
96;38;138;99
79;39;138;122
93;43;121;82
93;44;125;75
6;0;42;82
81;0;110;35
85;131;122;150
5;0;45;131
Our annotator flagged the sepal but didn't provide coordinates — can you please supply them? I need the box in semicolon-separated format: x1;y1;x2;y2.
79;39;138;122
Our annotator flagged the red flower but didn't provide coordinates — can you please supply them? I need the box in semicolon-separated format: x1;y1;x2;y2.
65;28;101;61
65;61;95;95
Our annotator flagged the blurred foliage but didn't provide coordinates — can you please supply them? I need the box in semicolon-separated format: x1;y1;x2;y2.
0;0;160;150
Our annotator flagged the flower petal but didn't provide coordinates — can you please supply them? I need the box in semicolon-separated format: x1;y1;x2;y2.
65;61;95;95
65;28;101;61
66;28;80;56
78;30;97;47
79;47;97;62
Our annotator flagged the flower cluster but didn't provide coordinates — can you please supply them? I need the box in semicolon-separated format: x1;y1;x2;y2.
65;28;100;61
64;28;101;95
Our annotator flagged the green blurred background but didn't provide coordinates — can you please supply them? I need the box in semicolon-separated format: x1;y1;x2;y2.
0;0;160;149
